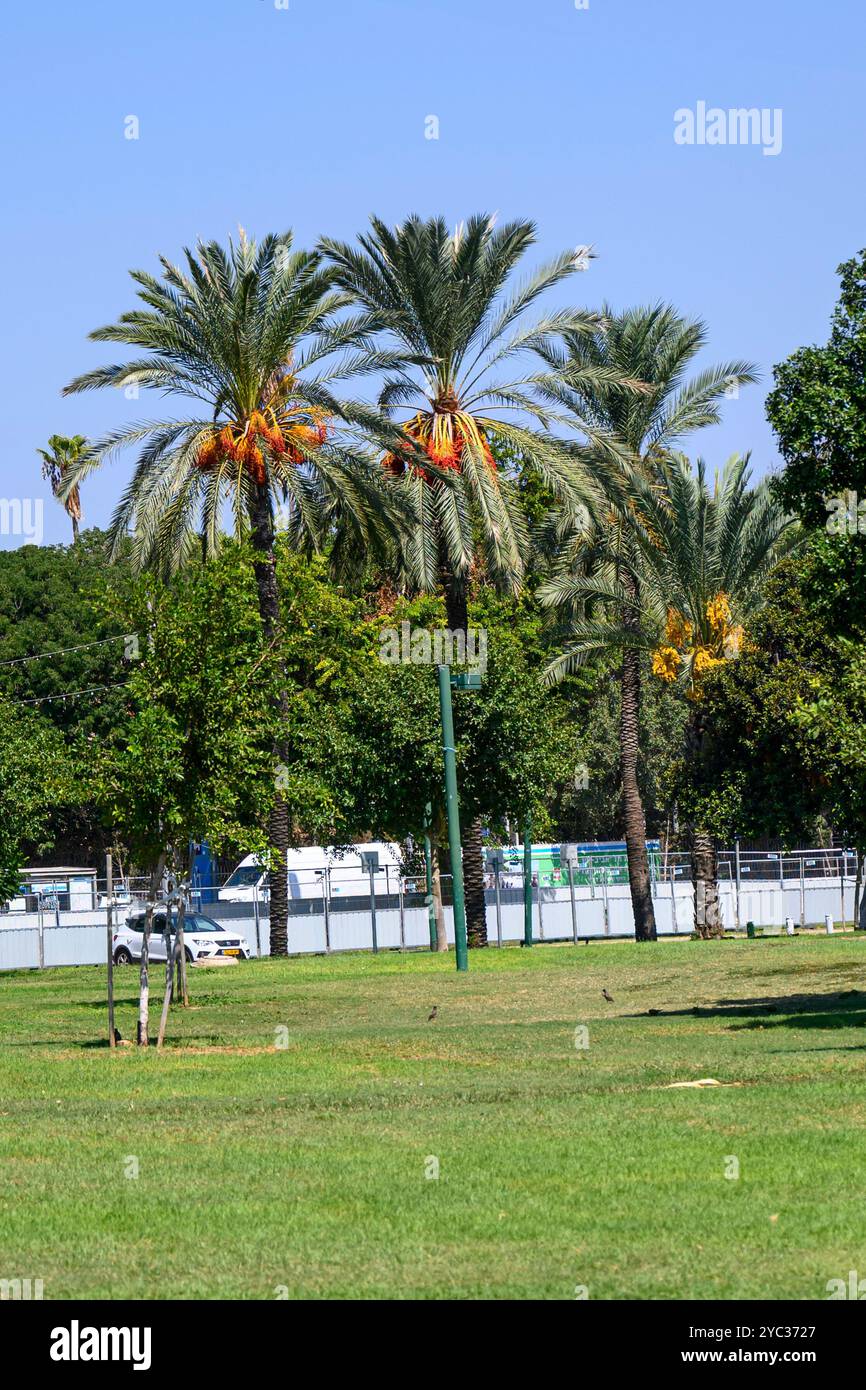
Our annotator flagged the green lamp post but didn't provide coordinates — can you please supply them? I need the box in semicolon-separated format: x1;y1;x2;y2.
437;665;469;972
523;814;533;947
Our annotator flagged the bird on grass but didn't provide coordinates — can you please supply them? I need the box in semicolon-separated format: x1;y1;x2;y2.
427;1005;439;1022
602;989;614;1004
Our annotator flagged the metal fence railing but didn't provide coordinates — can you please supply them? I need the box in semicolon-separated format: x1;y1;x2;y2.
1;848;862;971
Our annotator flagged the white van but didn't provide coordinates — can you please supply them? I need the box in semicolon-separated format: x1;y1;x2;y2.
218;843;403;904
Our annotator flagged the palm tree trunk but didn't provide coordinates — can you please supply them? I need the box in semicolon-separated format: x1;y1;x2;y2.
464;815;488;947
691;828;723;938
620;568;657;941
431;845;449;952
442;573;468;636
68;485;81;545
683;708;723;938
247;482;289;958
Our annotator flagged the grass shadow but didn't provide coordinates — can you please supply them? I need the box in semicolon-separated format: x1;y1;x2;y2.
639;989;866;1033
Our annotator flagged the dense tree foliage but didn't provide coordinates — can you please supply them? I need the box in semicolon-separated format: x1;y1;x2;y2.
0;707;77;903
0;535;580;902
767;249;866;537
684;536;866;851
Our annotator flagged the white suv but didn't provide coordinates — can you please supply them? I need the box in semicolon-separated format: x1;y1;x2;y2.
113;911;251;964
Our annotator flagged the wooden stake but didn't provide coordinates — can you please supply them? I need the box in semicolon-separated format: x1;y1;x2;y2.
176;892;189;1007
163;913;173;1003
106;852;116;1049
157;887;189;1049
138;899;154;1048
138;855;166;1047
156;923;183;1050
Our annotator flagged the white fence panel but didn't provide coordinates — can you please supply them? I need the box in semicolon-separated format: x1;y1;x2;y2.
43;925;104;968
1;860;863;970
0;927;39;971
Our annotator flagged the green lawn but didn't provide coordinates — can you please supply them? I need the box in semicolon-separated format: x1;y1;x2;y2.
1;936;865;1300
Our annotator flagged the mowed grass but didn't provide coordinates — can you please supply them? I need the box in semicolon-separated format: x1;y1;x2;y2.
2;936;866;1300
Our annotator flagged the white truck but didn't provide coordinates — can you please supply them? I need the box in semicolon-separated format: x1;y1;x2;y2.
218;842;403;904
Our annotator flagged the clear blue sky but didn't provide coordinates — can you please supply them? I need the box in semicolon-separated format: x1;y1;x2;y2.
1;0;864;546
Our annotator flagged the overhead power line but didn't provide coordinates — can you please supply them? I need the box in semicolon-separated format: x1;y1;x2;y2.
0;633;138;670
9;681;130;709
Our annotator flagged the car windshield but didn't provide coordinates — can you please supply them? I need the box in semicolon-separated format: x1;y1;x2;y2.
127;913;222;934
223;865;263;889
187;916;223;933
127;916;167;934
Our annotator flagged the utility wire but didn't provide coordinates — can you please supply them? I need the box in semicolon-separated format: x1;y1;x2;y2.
8;681;130;708
0;634;135;670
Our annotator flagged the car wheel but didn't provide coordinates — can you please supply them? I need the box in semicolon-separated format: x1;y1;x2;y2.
114;947;133;965
184;947;194;963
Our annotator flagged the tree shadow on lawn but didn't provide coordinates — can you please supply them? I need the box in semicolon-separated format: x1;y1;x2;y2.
71;996;151;1009
636;989;866;1035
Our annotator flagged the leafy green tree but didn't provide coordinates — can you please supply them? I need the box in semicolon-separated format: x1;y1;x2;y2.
546;654;685;846
534;306;756;939
61;231;406;955
0;533;130;725
691;535;866;861
760;247;866;890
0;533;133;864
338;590;577;944
767;249;866;537
99;543;367;877
0;708;76;905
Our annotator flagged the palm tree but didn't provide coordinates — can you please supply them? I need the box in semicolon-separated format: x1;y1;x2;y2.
321;213;612;946
60;230;408;956
541;451;795;935
38;434;87;542
534;305;757;940
638;453;797;934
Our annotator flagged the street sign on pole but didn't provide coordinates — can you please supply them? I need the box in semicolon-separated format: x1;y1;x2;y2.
451;671;482;691
253;882;262;957
562;842;579;945
437;665;468;972
360;850;379;953
487;849;505;948
523;816;533;947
